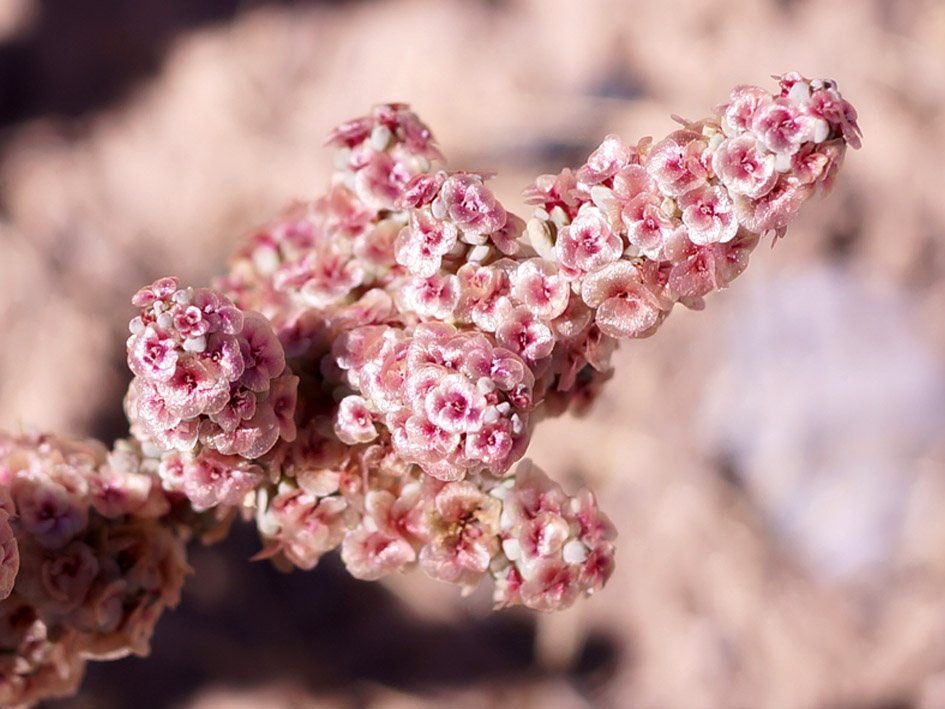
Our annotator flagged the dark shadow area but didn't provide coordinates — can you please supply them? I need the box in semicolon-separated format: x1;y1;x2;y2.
568;629;622;698
46;522;617;708
0;0;350;132
713;447;747;493
826;700;914;709
823;193;863;265
587;61;647;103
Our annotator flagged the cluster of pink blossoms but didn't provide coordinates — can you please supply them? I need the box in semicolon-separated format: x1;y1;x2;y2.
0;74;858;706
0;433;190;707
124;277;298;511
206;72;857;607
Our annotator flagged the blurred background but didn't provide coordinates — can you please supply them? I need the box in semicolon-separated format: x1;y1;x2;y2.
1;0;944;707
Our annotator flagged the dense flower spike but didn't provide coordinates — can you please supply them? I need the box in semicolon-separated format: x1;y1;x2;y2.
215;74;857;605
1;74;858;706
0;433;189;707
491;461;616;610
125;278;298;512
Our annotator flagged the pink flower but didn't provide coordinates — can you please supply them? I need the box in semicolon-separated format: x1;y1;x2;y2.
327;104;439;161
317;184;374;239
352;219;399;269
575;134;632;185
397;171;446;209
464;417;515;466
424;374;487;434
157;357;230;420
419;481;500;586
157;451;187;493
209;385;257;434
711;135;778;198
263;491;352;570
353;151;414;211
519;511;571;559
522;168;585;216
238;312;286;393
435;173;507;234
199;403;281;459
14;480;87;549
191;288;245;335
581;261;663;338
292;246;365;307
719;84;771;136
127;327;178;382
201;332;245;383
555;205;623;275
572;487;617;545
342;482;428;568
519;558;579;612
645;130;708;196
394;208;459;277
399;273;459;319
439;333;494;379
148;417;200;454
510;259;570;321
333;290;395;333
810;83;861;149
622;194;678;259
750;97;823;156
402;412;461;457
325;114;373;148
578;543;616;594
131;276;180;308
611;164;656;202
733;175;814;234
332;325;390;375
37;541;100;617
679;185;738;245
341;525;416;581
334;395;378;445
490;212;524;256
171;304;210;340
551;296;593;342
337;486;423;577
500;460;569;527
666;230;758;298
181;450;263;511
404;363;448;403
357;334;410;414
489;347;533;392
454;262;512;332
279;419;346;484
496;305;556;361
87;461;155;519
790;141;845;187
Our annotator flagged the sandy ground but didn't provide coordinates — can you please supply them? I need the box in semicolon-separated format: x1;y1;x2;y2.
2;0;945;707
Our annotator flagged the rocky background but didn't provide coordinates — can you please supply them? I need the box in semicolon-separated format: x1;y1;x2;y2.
1;0;944;707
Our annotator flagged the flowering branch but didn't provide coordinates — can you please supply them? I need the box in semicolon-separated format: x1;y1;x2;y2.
0;73;859;706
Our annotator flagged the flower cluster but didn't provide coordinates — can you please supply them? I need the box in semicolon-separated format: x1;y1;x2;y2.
0;74;859;706
491;461;615;611
525;73;858;311
254;443;614;609
0;433;189;707
211;73;858;607
333;323;533;480
124;277;299;511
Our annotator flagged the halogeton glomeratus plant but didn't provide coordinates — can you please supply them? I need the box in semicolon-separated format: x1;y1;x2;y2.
0;73;859;707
